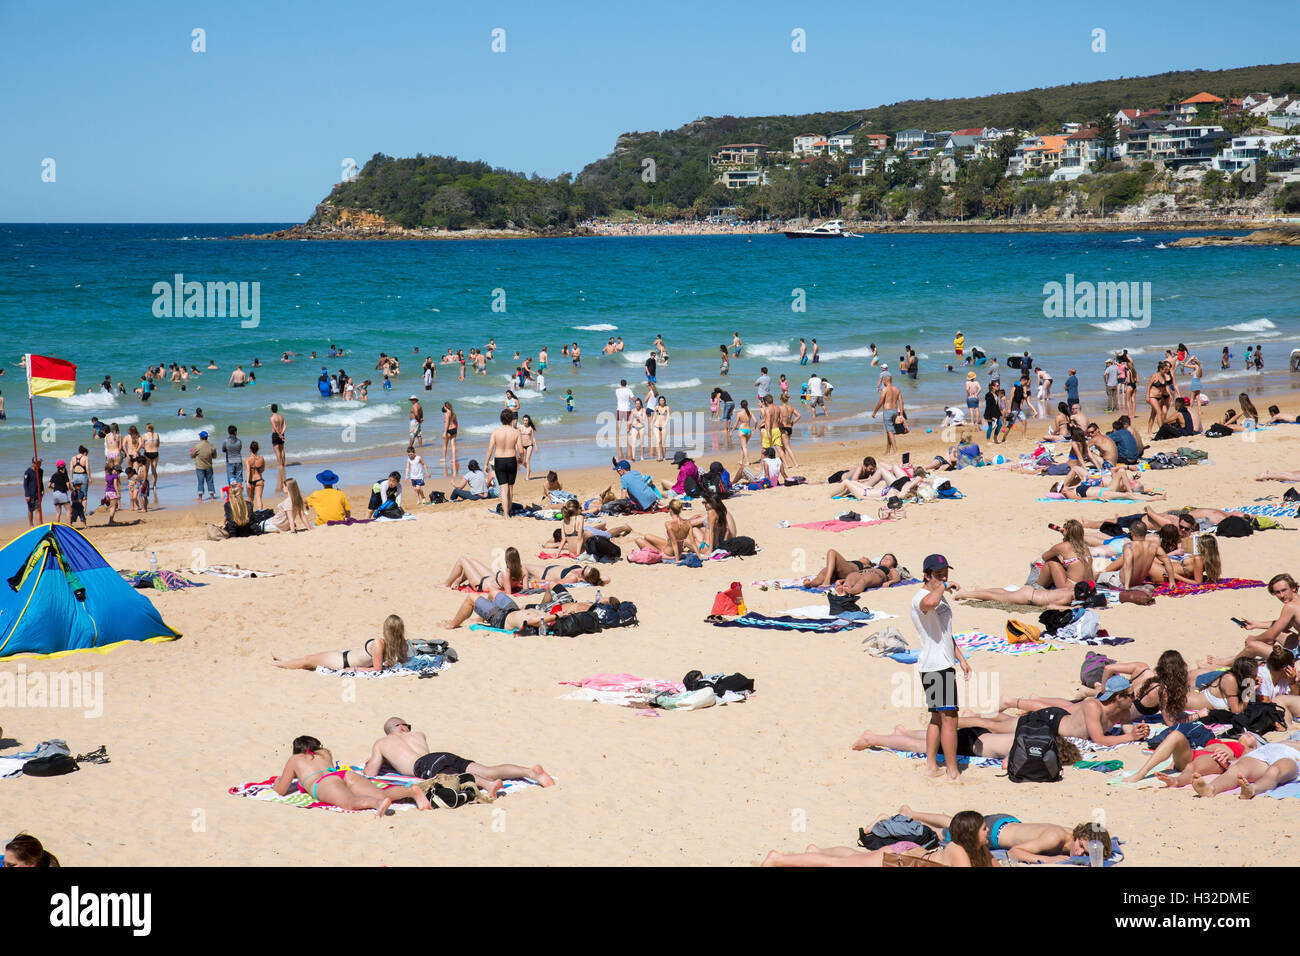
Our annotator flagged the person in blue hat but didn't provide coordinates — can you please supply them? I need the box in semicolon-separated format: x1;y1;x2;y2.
189;429;218;501
610;457;658;511
305;469;350;525
913;553;971;781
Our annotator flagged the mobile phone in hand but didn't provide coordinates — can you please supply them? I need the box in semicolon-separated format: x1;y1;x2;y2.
1231;617;1248;628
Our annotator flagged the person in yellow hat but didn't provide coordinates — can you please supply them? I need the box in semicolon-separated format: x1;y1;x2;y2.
954;330;965;357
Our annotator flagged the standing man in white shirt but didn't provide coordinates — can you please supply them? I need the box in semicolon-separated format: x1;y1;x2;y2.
912;554;970;782
614;379;636;461
806;372;825;418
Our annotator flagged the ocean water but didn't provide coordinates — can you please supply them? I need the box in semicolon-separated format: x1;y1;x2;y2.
2;223;1298;519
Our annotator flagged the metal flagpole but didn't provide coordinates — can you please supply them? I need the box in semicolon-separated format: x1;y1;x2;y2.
25;354;43;521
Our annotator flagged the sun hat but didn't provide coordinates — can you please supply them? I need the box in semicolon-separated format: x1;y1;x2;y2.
671;451;691;465
315;469;339;486
967;371;976;380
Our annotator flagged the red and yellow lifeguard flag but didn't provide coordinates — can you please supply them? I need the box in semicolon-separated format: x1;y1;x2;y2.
25;354;77;399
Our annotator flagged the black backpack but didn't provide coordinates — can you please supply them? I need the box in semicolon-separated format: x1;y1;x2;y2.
1215;515;1254;538
551;610;602;637
584;536;622;562
1007;710;1063;783
719;535;757;556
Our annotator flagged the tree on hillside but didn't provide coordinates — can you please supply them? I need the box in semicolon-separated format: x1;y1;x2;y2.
1095;113;1117;168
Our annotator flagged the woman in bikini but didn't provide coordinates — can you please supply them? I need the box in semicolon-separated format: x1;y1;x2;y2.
632;498;700;560
1037;520;1093;588
836;554;902;595
518;414;538;479
270;734;431;814
442;402;459;476
734;400;754;468
761;810;994;867
71;445;91;505
123;424;142;463
1124;728;1257;788
800;550;878;589
103;424;121;471
1146;365;1170;437
693;488;735;552
1081;649;1189;724
271;614;414;673
244;440;266;510
650;395;670;462
1052;464;1164;502
1185;656;1257;715
524;562;607;588
628;398;647;462
443;546;527;592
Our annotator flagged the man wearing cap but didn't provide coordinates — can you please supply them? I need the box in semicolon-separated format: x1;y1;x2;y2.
306;470;351;525
189;430;218;502
966;676;1150;746
408;396;424;449
913;553;970;781
1102;359;1119;412
612;458;658;511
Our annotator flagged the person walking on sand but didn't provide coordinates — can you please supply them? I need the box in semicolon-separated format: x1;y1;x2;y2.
776;393;801;468
486;409;523;518
913;554;970;782
872;373;904;455
365;718;555;798
408;396;424;449
270;403;287;492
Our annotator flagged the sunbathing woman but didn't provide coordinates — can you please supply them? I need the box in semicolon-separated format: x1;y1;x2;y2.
693;488;735;552
801;549;878;589
1079;650;1189;725
1123;728;1258;787
524;561;608;587
443;546;527;592
1190;738;1300;799
852;723;1081;767
1184;657;1257;715
633;498;702;560
271;614;412;673
1051;464;1164;502
1036;520;1093;588
271;734;432;813
556;498;588;556
760;810;993;868
836;554;902;595
829;462;907;499
955;581;1076;609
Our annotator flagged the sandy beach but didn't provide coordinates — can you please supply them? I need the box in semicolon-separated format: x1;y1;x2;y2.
2;387;1298;866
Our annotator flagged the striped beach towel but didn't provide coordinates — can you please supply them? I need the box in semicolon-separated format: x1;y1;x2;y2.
710;612;870;632
1152;577;1265;597
1224;504;1298;518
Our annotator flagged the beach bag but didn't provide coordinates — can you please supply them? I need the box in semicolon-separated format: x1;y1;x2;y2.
425;773;486;809
935;482;963;499
679;552;703;567
719;535;757;556
552;611;602;637
827;592;862;615
627;547;662;564
617;601;638;626
1038;607;1075;634
827;469;846;484
584;536;622;561
1054;609;1100;643
710;583;745;616
858;815;940;851
430;490;447;504
1251;516;1282;531
1215;515;1254;538
1006;619;1042;644
1007;710;1064;783
1080;651;1115;687
22;753;79;777
1205;423;1233;437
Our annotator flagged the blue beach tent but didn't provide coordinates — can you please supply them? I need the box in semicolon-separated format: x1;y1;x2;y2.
0;524;180;660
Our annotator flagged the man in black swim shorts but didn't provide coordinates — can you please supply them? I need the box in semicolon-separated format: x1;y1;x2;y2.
365;718;555;793
487;409;523;518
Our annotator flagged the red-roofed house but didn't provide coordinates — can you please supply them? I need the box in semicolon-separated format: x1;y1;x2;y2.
1178;92;1223;120
1114;108;1142;128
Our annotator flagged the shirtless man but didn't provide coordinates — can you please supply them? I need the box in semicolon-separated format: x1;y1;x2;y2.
441;588;557;633
364;718;555;798
228;364;247;387
1096;521;1174;588
269;403;287;492
244;441;266;510
897;806;1109;863
1230;573;1300;660
1084;423;1118;466
872;374;904;455
962;676;1151;746
485;409;523;519
142;423;161;501
408;396;424;449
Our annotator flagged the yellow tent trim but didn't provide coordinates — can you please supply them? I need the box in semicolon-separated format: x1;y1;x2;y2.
2;634;180;662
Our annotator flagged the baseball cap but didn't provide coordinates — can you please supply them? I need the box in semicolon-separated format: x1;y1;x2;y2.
922;554;952;574
1098;675;1132;701
613;458;631;471
198;430;208;439
56;459;66;467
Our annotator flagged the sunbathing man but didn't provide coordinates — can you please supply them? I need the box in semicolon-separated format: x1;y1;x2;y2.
852;723;1081;769
1095;521;1175;588
271;734;431;814
800;549;883;589
897;805;1107;863
1190;737;1300;799
958;676;1151;746
364;718;555;798
441;588;557;632
1209;573;1300;661
1121;727;1258;787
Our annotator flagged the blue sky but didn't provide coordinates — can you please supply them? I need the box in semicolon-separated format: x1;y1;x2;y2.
2;0;1296;222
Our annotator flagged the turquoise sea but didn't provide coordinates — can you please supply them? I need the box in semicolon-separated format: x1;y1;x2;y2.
2;223;1297;520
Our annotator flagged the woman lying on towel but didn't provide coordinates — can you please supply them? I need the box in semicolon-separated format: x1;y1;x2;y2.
814;553;901;594
443;546;527;593
1124;728;1259;789
271;734;432;814
760;811;994;867
524;561;608;587
954;581;1077;609
1050;464;1164;502
1077;649;1188;724
829;463;911;499
271;614;412;673
851;724;1081;766
802;549;881;589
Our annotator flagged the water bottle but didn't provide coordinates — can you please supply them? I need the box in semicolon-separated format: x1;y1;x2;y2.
148;551;159;573
1088;837;1103;867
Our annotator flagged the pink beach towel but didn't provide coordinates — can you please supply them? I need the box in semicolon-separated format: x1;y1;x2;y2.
791;518;889;532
